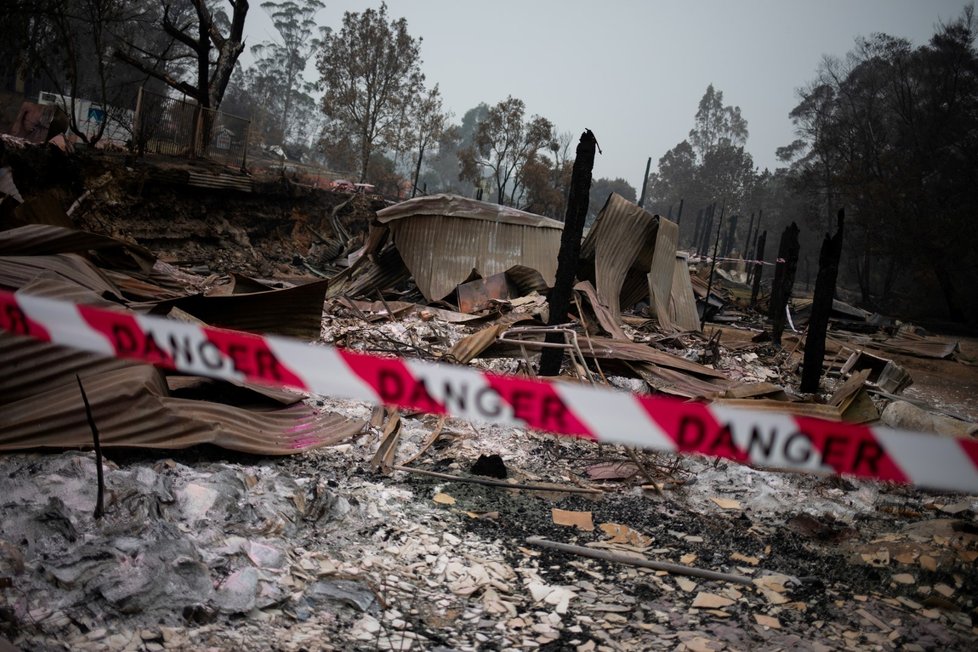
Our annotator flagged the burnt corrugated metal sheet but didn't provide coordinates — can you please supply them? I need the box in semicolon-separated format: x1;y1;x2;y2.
0;333;135;405
0;365;365;454
377;194;564;229
580;335;729;379
0;253;123;297
670;254;701;331
580;193;659;318
326;246;411;300
149;279;329;339
0;224;127;256
16;272;122;307
375;194;563;302
647;219;679;330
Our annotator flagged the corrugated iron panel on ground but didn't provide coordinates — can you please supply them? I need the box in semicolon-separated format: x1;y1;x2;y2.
0;224;135;256
16;272;122;308
580;193;658;317
149;279;329;339
579;335;729;379
0;333;135;405
0;253;123;297
325;246;411;300
0;365;366;454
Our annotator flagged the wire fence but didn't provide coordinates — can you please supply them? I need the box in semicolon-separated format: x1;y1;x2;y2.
132;87;250;168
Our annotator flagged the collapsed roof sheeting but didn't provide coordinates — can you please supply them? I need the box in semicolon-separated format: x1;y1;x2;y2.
0;365;365;454
670;254;701;332
581;193;679;329
375;194;563;302
648;219;679;331
0;253;124;298
148;279;330;339
580;193;664;319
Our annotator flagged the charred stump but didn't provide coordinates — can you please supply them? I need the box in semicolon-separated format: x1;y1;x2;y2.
769;222;800;346
800;209;845;393
539;129;597;376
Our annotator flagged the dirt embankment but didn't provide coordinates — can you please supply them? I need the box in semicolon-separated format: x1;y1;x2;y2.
2;145;382;279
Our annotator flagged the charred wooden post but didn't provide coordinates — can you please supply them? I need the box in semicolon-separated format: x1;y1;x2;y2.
722;212;738;258
638;156;651;208
750;230;766;309
674;198;684;228
77;375;105;519
702;199;725;328
769;222;800;346
800;209;845;393
699;203;715;255
539;129;597;376
691;207;704;251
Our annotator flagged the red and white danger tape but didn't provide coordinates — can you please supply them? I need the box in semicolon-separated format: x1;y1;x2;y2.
2;290;977;493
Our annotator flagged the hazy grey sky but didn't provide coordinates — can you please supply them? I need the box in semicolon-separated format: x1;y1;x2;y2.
243;0;969;190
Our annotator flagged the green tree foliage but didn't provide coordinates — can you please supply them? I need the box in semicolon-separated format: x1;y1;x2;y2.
408;84;449;197
647;84;757;249
459;96;554;205
783;8;978;322
316;2;424;182
249;0;324;145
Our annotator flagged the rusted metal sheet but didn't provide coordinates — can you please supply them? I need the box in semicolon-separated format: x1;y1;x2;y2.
574;281;629;340
647;219;679;330
0;253;123;297
0;224;154;266
0;333;135;405
582;193;655;314
457;272;516;313
149;279;330;339
375;194;563;302
16;272;122;307
580;335;729;379
580;193;659;318
0;365;365;454
326;245;411;300
670;254;701;331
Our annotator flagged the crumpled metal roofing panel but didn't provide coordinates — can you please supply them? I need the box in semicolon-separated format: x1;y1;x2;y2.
0;365;366;455
384;213;561;302
580;193;659;318
376;193;565;230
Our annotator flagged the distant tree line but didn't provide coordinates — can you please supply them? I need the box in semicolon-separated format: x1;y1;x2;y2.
3;1;975;322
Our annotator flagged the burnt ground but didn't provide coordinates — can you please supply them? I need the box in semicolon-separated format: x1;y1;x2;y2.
1;149;977;651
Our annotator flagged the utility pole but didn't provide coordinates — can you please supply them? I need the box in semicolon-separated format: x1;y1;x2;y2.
701;199;725;329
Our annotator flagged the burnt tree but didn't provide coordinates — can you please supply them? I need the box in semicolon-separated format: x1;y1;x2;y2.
769;222;800;346
539;129;598;376
800;209;845;393
116;0;249;151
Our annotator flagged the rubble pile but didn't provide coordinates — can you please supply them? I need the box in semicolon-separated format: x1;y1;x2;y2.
0;144;977;651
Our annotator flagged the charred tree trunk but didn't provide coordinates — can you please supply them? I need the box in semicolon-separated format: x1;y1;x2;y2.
675;198;684;228
722;213;738;258
750;231;766;309
699;203;715;255
691;208;704;252
800;210;845;393
932;259;967;323
769;223;800;346
539;130;598;377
